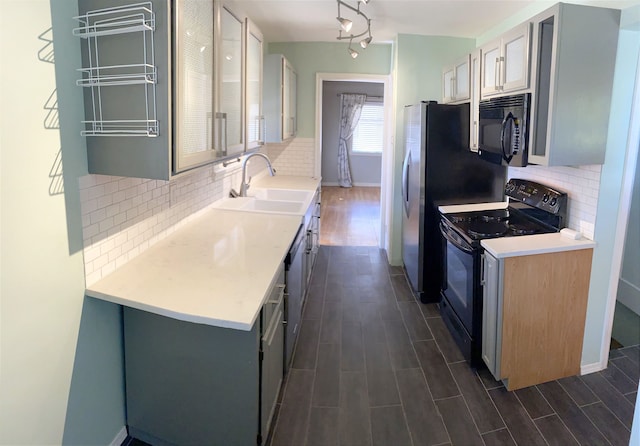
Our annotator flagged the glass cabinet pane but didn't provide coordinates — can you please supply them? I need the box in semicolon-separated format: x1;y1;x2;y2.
220;6;243;154
246;24;262;149
174;0;216;172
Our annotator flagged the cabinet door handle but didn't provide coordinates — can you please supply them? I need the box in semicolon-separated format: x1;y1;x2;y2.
473;120;478;148
494;57;500;91
215;112;227;155
266;284;286;304
499;56;505;89
259;115;265;145
451;77;456;100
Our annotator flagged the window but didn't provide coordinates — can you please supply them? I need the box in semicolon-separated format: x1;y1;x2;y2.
351;101;383;154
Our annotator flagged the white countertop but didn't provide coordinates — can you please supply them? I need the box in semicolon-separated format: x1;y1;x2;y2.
86;175;321;331
86;208;302;331
481;233;596;259
438;201;508;214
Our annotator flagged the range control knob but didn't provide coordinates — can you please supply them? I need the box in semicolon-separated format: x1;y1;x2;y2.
550;197;557;207
542;194;549;203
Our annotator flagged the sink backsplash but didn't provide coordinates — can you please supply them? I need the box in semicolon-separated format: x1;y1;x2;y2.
79;164;235;286
79;138;315;287
264;138;315;177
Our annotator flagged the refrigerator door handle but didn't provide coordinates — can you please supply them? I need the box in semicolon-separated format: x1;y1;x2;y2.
402;150;411;216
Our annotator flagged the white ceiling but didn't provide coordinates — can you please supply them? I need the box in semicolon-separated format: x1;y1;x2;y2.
236;0;640;44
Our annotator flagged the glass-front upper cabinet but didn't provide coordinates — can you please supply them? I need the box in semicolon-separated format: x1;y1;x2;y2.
174;0;245;173
174;0;216;173
245;19;263;151
218;4;244;156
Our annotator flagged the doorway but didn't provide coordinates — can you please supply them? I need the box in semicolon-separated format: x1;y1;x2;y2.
314;73;393;252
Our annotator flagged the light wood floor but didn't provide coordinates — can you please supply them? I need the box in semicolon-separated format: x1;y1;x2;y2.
319;186;381;246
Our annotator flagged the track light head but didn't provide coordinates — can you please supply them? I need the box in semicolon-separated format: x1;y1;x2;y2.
360;36;372;48
349;47;359;58
337;16;353;32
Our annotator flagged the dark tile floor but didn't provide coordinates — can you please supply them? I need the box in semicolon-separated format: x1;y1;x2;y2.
268;245;639;446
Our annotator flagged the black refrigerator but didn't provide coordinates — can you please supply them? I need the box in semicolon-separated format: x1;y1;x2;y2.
401;102;505;303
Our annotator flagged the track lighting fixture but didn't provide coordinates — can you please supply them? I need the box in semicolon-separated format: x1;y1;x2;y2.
336;0;373;58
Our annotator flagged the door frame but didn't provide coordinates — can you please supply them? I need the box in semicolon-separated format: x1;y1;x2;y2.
601;49;640;367
315;73;394;255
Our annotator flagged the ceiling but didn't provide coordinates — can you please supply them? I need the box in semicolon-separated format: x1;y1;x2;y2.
236;0;640;44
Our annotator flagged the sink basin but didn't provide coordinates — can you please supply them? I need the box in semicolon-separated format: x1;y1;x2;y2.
212;197;306;215
242;199;306;213
249;188;313;203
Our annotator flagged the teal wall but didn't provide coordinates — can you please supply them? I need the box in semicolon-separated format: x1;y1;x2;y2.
582;26;640;365
0;0;126;444
388;34;475;264
51;0;128;443
267;42;393;138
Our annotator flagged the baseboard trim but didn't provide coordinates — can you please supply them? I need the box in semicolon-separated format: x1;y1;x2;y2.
581;361;606;375
110;426;128;446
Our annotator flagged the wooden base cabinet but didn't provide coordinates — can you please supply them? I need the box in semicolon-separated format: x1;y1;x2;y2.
482;249;593;390
124;266;285;446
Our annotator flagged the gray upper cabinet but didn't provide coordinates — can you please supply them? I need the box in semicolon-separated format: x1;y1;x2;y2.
527;3;620;166
76;0;257;180
174;0;216;173
264;54;297;143
480;22;531;99
175;0;245;173
76;0;172;180
217;3;245;158
442;54;471;104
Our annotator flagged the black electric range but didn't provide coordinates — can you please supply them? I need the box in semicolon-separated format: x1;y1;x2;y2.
438;179;567;366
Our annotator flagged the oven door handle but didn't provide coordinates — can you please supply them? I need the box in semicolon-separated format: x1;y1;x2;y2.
439;221;474;254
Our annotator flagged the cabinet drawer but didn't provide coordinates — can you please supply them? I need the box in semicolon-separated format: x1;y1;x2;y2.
263;266;285;337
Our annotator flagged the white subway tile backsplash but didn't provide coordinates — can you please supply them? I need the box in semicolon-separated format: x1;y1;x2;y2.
508;164;601;240
79;160;247;286
264;138;315;177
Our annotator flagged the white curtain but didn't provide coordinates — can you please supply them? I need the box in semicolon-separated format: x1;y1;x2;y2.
337;93;366;187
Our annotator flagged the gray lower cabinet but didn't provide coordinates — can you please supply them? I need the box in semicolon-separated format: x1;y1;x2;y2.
124;266;285;446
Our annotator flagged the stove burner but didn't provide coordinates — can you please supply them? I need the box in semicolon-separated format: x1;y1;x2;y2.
508;223;537;235
481;209;509;222
450;214;474;223
467;221;508;239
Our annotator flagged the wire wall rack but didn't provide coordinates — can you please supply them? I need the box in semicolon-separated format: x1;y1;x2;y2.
73;2;158;137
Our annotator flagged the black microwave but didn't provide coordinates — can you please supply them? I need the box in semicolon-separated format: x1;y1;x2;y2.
477;93;530;167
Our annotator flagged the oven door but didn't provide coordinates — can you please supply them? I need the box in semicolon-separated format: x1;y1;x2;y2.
439;221;476;334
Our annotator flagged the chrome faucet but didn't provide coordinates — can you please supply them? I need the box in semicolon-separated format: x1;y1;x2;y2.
230;152;276;197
